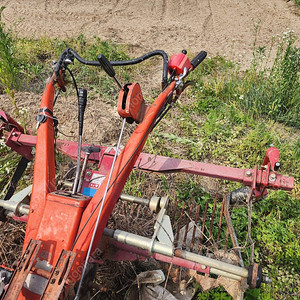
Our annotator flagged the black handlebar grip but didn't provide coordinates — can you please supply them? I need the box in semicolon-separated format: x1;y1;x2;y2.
97;54;116;77
190;51;207;69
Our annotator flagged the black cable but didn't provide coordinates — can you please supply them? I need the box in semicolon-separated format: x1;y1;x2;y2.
65;65;79;99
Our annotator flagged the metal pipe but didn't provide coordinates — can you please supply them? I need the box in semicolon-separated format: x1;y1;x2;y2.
77;152;89;193
0;200;29;215
119;194;150;206
72;135;82;194
103;228;249;279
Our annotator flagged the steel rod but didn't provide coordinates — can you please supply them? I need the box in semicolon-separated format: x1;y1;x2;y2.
104;228;249;279
119;194;150;206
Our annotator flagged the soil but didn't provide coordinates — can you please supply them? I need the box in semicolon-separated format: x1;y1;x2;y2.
1;0;300;66
1;0;299;142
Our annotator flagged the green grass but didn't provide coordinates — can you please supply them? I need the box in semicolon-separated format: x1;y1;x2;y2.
146;32;300;299
15;34;132;100
0;8;300;299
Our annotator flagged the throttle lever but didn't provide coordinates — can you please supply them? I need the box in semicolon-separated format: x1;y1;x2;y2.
97;54;123;89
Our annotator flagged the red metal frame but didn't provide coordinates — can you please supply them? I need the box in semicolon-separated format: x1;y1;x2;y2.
3;129;294;194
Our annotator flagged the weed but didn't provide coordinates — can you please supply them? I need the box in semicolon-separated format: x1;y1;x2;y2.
0;6;20;115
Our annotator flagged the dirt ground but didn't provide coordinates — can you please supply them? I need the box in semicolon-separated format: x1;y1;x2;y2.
1;0;300;67
1;0;299;142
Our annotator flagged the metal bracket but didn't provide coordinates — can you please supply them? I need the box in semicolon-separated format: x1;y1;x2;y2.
41;250;76;299
149;196;174;253
1;239;42;300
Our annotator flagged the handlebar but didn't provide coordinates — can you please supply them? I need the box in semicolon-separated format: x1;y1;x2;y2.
54;48;207;89
55;48;169;86
191;51;207;70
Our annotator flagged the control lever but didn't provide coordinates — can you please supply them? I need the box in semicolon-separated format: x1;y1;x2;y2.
77;146;100;193
97;54;123;89
72;88;88;194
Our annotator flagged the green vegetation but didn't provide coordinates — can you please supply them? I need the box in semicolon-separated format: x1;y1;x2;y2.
147;31;300;299
0;7;299;300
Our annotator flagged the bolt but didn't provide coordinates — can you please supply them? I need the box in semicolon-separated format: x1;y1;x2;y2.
86;171;92;177
269;173;276;182
246;171;252;177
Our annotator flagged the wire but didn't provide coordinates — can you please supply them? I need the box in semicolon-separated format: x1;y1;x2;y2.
65;65;79;99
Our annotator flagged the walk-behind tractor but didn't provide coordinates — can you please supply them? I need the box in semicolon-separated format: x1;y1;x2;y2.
0;49;294;299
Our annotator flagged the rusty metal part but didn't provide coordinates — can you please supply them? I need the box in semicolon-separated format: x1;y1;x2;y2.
104;228;249;280
224;226;229;252
199;198;209;250
216;196;225;247
224;193;244;267
183;203;193;249
247;263;265;289
175;202;185;246
207;195;218;253
2;239;42;300
247;172;256;264
190;205;201;250
41;250;76;299
171;198;179;225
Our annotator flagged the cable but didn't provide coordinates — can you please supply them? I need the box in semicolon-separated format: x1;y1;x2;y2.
65;65;79;99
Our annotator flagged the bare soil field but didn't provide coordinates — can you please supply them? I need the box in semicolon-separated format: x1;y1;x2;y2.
1;0;300;66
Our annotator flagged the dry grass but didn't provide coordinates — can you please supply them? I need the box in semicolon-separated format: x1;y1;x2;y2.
0;220;26;266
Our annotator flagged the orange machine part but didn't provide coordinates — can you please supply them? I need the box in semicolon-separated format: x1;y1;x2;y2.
19;77;91;299
117;83;146;123
23;77;56;249
70;81;177;281
17;73;176;298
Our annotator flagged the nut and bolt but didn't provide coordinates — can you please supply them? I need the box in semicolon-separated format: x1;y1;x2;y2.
86;171;92;177
246;171;252;177
269;173;276;181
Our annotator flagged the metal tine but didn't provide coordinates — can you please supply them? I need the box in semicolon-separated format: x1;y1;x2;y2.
190;205;200;251
175;202;185;246
199;198;209;252
129;202;136;223
216;195;226;248
183;203;193;249
123;202;129;228
224;226;229;252
207;194;218;254
134;204;141;222
171;198;179;225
